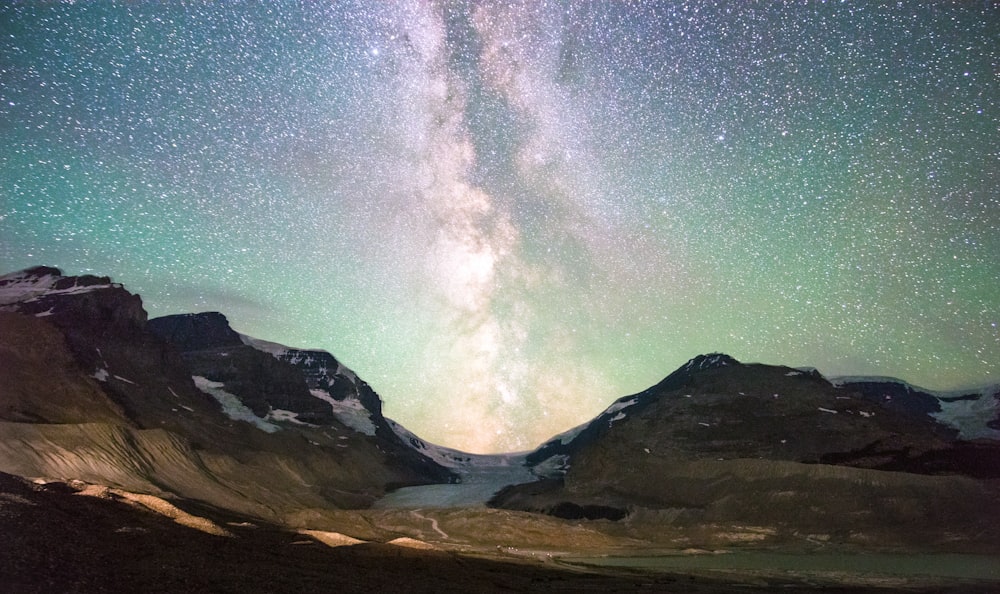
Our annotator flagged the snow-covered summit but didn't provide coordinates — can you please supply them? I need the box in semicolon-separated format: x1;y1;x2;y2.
0;266;118;308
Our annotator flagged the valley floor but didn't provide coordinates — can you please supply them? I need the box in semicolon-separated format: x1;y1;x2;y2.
3;472;998;594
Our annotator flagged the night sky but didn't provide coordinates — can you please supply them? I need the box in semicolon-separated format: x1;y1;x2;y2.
2;1;997;452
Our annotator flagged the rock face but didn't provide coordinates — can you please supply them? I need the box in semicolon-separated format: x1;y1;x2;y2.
148;312;452;484
0;267;453;524
492;354;1000;550
149;313;334;424
831;377;1000;441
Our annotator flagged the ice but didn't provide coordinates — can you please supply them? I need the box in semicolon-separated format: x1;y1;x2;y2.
529;454;569;479
192;376;280;433
266;409;312;426
238;334;289;357
604;396;638;416
0;270;114;306
550;422;587;445
310;389;376;435
933;392;1000;440
830;375;1000;440
374;448;537;509
376;422;539;508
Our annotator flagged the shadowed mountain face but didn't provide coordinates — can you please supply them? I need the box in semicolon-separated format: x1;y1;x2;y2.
491;355;1000;548
0;267;452;523
526;353;979;473
147;311;451;483
831;378;1000;440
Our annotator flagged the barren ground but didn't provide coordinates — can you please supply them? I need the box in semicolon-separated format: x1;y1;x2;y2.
2;472;998;594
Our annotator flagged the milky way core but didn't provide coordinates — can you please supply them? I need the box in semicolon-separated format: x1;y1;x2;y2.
2;1;998;452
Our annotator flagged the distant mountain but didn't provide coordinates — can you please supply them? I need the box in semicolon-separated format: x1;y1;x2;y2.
828;375;1000;441
491;354;1000;550
524;353;998;477
0;266;453;526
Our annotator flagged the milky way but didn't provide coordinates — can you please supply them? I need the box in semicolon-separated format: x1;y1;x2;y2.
2;1;998;452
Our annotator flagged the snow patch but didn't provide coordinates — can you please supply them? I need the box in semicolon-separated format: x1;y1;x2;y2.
299;530;365;548
0;270;115;306
92;368;109;382
548;422;587;446
604;396;638;416
828;375;910;387
192;376;279;433
829;375;1000;440
266;409;312;426
310;389;376;436
238;334;290;357
528;454;569;479
240;333;361;385
334;360;358;383
818;407;838;414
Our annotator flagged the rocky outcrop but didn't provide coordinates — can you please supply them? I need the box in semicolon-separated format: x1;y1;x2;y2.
146;311;243;351
149;312;455;485
148;315;332;424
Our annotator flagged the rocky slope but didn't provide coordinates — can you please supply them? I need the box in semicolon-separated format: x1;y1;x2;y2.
0;266;452;525
491;354;1000;551
829;376;1000;441
147;311;451;484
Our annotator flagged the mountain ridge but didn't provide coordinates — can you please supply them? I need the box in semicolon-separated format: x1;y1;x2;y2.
0;266;454;523
2;265;999;560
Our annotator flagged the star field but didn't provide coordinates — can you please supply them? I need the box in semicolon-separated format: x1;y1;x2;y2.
2;1;997;452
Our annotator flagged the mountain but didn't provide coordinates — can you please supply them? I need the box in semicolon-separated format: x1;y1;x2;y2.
146;311;452;484
828;375;1000;441
4;265;1000;574
491;354;1000;550
0;266;452;526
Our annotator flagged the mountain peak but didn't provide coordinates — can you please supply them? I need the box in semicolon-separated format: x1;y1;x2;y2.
0;266;118;307
147;312;243;351
683;353;740;372
14;265;62;278
0;266;144;333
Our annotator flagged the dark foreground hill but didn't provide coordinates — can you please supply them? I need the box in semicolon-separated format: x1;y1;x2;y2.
3;471;996;594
